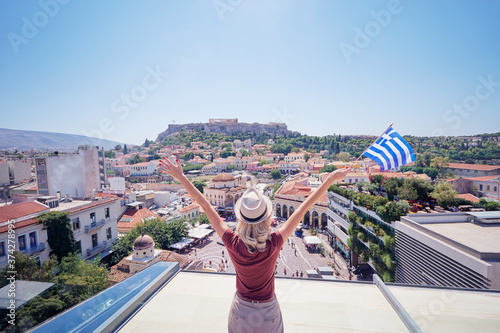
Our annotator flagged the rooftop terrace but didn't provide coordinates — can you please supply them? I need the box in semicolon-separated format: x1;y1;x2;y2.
31;262;500;332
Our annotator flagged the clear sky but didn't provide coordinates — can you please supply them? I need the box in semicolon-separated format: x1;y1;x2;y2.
1;0;499;145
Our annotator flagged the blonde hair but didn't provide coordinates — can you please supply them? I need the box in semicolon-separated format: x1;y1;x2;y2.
236;217;272;253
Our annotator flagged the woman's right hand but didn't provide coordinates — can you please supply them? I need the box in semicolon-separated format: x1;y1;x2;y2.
159;157;185;181
326;167;351;184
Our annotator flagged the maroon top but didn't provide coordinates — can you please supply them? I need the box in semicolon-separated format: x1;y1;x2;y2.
222;228;284;301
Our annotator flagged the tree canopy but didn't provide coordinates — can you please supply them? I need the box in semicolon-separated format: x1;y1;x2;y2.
37;211;76;262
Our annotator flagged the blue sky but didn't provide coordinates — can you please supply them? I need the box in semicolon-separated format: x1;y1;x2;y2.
1;0;499;145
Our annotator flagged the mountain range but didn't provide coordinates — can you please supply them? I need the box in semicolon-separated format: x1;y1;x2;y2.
0;128;123;151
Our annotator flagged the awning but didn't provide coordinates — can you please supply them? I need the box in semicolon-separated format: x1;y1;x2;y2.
303;236;322;245
188;228;213;239
170;238;194;250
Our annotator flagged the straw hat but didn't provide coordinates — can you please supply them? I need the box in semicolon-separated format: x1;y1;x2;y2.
234;188;272;224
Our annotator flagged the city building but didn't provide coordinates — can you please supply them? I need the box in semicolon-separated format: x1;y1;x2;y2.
443;163;500;178
203;173;247;217
0;201;50;268
117;206;158;235
50;196;120;260
177;203;200;220
35;147;107;197
396;212;500;289
129;162;156;176
0;160;31;186
124;234;162;274
273;173;328;228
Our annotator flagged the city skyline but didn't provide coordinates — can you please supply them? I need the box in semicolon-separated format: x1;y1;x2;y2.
1;1;499;145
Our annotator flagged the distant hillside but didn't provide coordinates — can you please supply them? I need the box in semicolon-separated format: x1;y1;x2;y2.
0;128;123;150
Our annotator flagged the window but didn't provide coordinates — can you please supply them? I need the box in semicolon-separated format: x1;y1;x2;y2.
73;218;80;230
495;187;498;192
480;184;483;191
0;242;5;257
106;227;112;240
90;212;96;224
18;235;27;251
105;208;110;219
92;234;98;248
487;185;490;191
29;232;37;248
76;241;82;254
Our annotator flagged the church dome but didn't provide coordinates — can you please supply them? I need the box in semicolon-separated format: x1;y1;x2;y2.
212;173;236;182
133;234;154;250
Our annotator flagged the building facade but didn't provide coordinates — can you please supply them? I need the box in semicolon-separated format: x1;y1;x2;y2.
35;147;107;197
0;201;50;268
396;212;500;289
203;173;247;217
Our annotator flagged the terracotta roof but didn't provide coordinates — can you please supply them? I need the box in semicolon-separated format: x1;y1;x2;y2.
464;175;500;182
178;203;200;213
117;208;158;232
0;201;48;223
456;193;480;203
447;163;500;171
0;217;39;233
277;180;312;197
212;173;236;182
370;172;405;178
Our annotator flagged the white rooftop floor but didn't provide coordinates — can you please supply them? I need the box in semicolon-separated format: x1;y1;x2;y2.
119;271;500;332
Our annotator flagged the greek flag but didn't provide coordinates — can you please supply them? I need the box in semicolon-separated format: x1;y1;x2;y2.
363;127;415;171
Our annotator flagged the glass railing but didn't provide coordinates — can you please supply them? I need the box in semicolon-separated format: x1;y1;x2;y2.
31;262;179;333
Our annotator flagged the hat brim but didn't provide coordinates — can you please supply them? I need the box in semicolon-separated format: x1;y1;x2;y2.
234;190;273;225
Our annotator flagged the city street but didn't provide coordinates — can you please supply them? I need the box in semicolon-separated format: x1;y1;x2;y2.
186;220;355;280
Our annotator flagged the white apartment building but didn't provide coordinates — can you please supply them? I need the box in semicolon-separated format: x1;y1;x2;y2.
129;162;156;176
0;201;51;268
35;147;107;197
0;160;31;186
51;197;121;260
284;152;305;163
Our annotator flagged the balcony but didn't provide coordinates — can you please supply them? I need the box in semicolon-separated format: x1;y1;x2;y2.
86;240;108;257
85;219;108;232
21;242;46;255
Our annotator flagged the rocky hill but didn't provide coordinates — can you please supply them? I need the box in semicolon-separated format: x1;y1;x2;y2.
156;119;293;141
0;128;122;150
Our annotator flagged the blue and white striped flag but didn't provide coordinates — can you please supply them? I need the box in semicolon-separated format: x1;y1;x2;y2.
363;127;415;171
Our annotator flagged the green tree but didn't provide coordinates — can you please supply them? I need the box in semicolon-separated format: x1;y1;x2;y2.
123;144;128;154
105;150;115;158
110;218;188;265
430;181;458;205
192;180;207;193
336;152;351;162
423;167;439;180
114;144;122;151
0;252;57;288
38;212;76;262
197;213;210;225
319;164;337;173
144;139;150;147
270;169;281;179
398;182;418;201
430;156;450;175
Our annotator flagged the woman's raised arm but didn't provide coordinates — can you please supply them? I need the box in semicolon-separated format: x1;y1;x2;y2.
159;157;228;237
278;168;351;241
